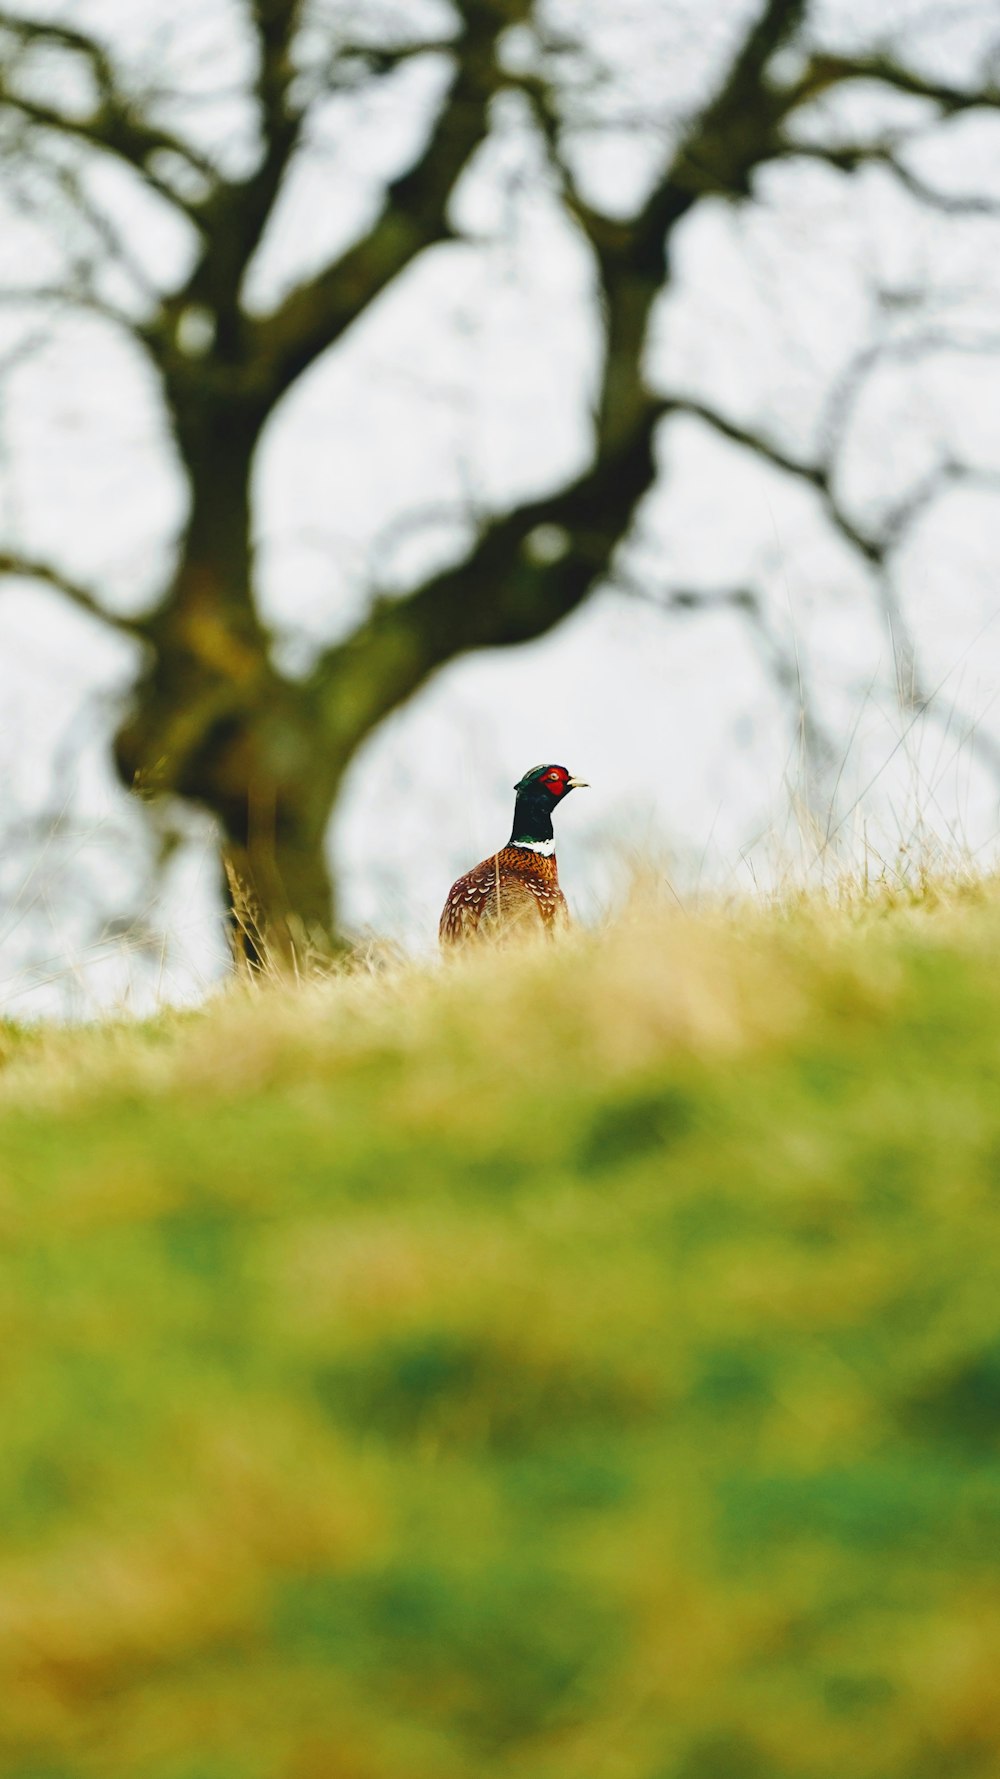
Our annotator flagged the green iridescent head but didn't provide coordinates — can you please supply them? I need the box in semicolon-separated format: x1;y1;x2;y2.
510;765;589;847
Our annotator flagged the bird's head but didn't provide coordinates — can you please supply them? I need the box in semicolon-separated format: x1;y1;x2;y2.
513;764;589;803
509;764;588;848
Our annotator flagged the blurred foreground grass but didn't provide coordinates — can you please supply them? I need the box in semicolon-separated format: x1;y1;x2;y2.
2;883;1000;1779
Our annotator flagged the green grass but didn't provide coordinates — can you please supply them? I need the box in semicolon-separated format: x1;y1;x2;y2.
2;884;1000;1779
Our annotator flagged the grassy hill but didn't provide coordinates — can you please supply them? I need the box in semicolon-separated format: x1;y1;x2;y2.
2;884;1000;1779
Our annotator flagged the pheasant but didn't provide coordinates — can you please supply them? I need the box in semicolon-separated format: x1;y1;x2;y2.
439;763;588;946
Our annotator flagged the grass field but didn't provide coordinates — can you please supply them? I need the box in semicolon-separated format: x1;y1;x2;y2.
2;882;1000;1779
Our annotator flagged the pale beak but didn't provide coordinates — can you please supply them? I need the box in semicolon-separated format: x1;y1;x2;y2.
566;776;589;790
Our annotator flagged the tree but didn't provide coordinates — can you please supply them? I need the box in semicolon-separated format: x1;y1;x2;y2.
1;0;999;952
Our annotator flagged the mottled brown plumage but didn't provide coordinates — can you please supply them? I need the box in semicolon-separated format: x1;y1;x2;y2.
439;764;587;946
439;843;569;944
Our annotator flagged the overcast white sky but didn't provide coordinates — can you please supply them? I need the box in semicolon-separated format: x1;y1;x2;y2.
1;0;1000;1015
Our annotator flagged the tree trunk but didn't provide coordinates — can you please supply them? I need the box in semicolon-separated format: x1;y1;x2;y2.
114;395;344;964
208;691;343;962
118;630;344;962
220;788;340;969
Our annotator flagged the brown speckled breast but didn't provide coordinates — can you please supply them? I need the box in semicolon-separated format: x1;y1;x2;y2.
439;846;569;946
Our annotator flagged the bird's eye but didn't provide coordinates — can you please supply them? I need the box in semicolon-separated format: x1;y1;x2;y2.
547;772;559;780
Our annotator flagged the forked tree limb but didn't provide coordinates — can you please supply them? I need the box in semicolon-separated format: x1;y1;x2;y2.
0;9;219;208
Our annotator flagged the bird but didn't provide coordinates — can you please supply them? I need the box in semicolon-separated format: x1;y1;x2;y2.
439;763;588;946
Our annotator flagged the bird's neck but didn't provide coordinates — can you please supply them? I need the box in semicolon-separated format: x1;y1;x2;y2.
509;792;555;852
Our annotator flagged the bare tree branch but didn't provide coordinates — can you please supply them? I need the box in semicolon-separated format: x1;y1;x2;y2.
784;51;1000;120
663;390;1000;569
0;550;146;638
779;139;1000;215
885;155;1000;216
821;326;1000;462
660;394;886;572
0;8;219;212
40;150;167;315
312;34;461;91
310;400;664;756
214;0;308;298
0;284;147;344
247;3;526;400
655;390;1000;790
305;2;816;767
615;564;842;815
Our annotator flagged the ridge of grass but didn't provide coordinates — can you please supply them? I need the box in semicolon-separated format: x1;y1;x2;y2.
2;882;1000;1779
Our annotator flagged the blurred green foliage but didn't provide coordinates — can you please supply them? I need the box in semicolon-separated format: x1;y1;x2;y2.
1;892;1000;1777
